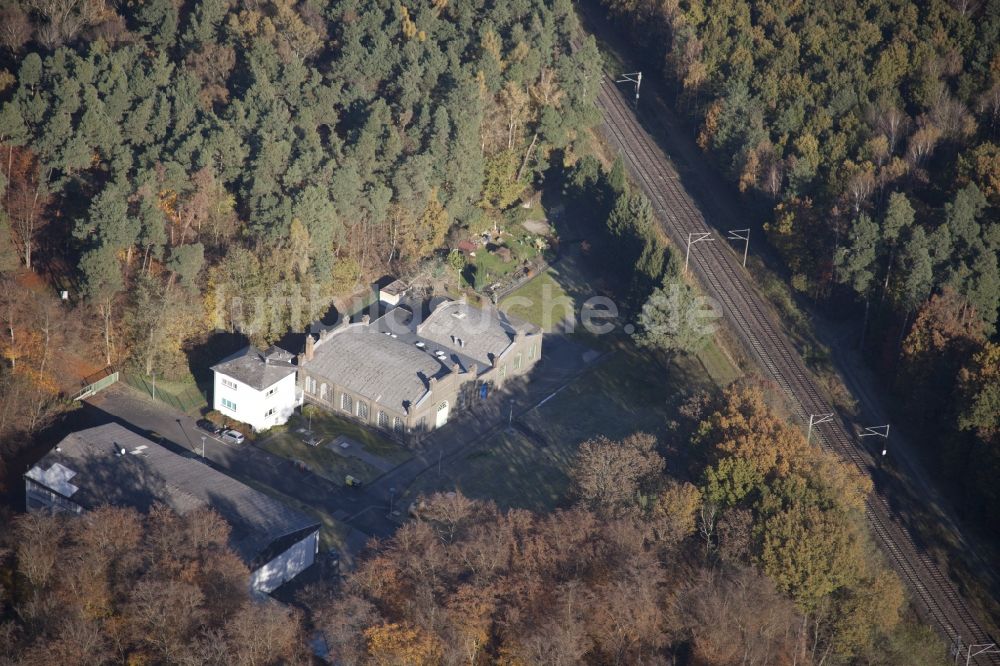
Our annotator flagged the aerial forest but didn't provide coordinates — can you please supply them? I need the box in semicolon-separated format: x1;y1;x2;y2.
0;386;942;664
0;0;601;447
598;0;1000;529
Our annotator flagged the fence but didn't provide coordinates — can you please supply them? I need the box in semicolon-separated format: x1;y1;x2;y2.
72;368;119;401
124;373;209;415
488;255;552;302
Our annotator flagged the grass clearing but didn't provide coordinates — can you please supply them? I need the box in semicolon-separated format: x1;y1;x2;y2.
501;270;575;331
500;249;617;348
123;371;209;416
402;342;736;511
259;410;412;486
697;340;742;386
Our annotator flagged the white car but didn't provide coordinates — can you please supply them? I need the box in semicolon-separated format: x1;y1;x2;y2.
221;429;245;445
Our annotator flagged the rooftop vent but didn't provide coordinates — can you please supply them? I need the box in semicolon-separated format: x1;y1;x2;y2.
452;311;466;319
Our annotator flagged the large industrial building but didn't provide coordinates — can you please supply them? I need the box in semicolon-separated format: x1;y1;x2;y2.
25;423;320;594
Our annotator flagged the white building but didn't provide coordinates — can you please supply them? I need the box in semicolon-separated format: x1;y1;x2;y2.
25;424;320;595
211;346;300;432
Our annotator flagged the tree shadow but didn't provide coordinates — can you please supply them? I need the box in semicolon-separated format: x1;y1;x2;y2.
186;330;250;390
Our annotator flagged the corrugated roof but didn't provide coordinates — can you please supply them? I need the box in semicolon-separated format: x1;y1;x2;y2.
302;324;450;411
27;424;318;564
211;345;296;391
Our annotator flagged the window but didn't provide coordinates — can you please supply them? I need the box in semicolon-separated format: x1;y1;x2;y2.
528;344;536;360
418;416;427;430
265;386;278;398
514;353;522;370
377;410;388;428
305;376;316;394
393;416;404;434
341;393;353;413
222;378;237;390
264;407;276;418
320;383;328;400
499;365;507;381
221;398;236;411
357;401;369;420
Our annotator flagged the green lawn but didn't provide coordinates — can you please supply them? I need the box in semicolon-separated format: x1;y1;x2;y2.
124;371;208;416
500;269;575;331
696;340;742;387
402;342;737;511
500;250;616;348
259;410;412;486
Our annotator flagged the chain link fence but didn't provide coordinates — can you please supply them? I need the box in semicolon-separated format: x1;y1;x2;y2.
124;374;209;415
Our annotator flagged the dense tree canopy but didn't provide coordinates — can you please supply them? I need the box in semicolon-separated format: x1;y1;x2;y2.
0;506;308;665
311;386;932;664
0;0;602;454
598;0;1000;534
0;0;601;351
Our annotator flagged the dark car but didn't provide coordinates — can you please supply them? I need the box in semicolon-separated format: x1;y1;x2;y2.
196;419;222;435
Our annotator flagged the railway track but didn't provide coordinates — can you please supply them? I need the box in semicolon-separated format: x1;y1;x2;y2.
595;73;999;662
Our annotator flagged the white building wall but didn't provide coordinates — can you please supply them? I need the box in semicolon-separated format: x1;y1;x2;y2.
250;529;320;594
213;370;298;432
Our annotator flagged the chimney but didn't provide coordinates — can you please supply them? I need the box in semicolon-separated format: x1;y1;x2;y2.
470;363;478;376
491;354;498;368
362;314;370;325
429;377;437;389
304;335;315;361
452;362;460;374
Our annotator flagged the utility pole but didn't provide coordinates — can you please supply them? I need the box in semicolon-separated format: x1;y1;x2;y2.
727;228;750;267
860;424;890;457
201;435;206;458
685;232;714;275
151;372;156;401
961;643;999;665
807;413;835;444
616;72;642;106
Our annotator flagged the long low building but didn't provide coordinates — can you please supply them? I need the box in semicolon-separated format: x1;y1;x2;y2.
297;295;542;439
25;423;320;594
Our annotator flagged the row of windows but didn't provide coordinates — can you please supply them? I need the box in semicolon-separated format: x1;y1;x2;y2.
221;397;236;411
304;375;405;433
221;378;237;390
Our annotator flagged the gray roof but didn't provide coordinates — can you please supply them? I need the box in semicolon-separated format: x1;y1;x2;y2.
417;301;537;367
302;324;452;412
211;345;296;391
26;424;318;564
379;278;407;296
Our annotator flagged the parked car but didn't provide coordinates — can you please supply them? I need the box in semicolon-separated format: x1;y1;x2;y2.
220;429;245;445
196;419;222;435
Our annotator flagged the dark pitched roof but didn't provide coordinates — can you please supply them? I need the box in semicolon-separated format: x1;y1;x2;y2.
211;345;296;391
25;424;318;564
